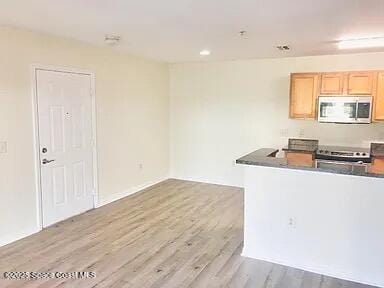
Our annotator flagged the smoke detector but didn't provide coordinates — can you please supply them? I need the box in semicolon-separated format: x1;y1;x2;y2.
276;45;290;51
104;35;121;45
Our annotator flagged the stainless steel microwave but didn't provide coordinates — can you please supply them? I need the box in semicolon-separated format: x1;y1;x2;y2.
318;96;372;124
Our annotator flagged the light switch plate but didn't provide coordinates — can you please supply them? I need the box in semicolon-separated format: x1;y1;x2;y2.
0;141;7;153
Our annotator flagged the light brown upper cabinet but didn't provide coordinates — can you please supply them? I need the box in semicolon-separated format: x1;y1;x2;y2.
347;72;374;95
320;73;344;94
374;72;384;121
290;73;320;119
290;70;382;121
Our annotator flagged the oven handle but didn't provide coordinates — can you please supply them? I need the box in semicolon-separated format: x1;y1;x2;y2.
315;159;339;168
315;159;368;172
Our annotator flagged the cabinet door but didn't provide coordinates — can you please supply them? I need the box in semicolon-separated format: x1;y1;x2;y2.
320;73;344;94
369;158;384;174
374;72;384;121
347;72;374;95
290;73;319;119
285;152;314;167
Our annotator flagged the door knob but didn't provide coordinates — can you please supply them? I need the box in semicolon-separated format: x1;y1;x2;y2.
42;159;55;164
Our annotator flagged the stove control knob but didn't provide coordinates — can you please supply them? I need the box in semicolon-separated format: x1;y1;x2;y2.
325;150;329;154
356;152;360;156
319;150;323;153
362;153;366;156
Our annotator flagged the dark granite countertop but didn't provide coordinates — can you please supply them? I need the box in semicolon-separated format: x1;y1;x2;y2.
236;148;296;168
236;148;384;179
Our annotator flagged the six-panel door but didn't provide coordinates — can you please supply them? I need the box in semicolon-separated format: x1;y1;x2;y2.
36;69;95;227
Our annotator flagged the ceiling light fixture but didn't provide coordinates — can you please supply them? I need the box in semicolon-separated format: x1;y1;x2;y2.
200;50;211;56
104;35;121;45
338;37;384;49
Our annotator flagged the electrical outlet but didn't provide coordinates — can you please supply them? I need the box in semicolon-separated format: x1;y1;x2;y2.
0;141;7;153
139;163;143;170
299;129;305;137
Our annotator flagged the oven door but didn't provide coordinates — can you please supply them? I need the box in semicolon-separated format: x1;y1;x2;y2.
318;96;372;124
315;159;368;173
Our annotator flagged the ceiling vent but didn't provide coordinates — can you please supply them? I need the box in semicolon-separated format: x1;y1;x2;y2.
276;45;290;51
104;35;121;45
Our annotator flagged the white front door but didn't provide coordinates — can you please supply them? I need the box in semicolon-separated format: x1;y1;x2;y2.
36;69;95;227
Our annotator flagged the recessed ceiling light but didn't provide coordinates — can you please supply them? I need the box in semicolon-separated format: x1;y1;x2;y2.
200;50;211;56
104;35;121;45
338;37;384;49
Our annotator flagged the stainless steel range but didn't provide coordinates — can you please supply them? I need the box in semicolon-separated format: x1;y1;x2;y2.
315;146;371;173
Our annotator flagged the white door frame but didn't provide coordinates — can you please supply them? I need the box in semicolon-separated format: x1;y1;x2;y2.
31;64;99;230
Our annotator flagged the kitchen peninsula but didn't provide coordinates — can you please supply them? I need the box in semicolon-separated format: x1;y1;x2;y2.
236;144;384;287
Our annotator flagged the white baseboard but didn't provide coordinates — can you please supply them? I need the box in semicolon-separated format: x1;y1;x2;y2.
96;176;169;207
0;176;169;248
241;250;384;288
0;226;40;248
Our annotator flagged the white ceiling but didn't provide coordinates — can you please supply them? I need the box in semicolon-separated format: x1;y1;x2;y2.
1;0;384;63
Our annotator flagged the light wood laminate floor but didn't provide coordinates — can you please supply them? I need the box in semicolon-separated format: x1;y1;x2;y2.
0;179;377;288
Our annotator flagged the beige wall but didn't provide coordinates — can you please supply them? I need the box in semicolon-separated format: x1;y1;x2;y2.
3;24;384;246
0;26;169;245
170;53;384;187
